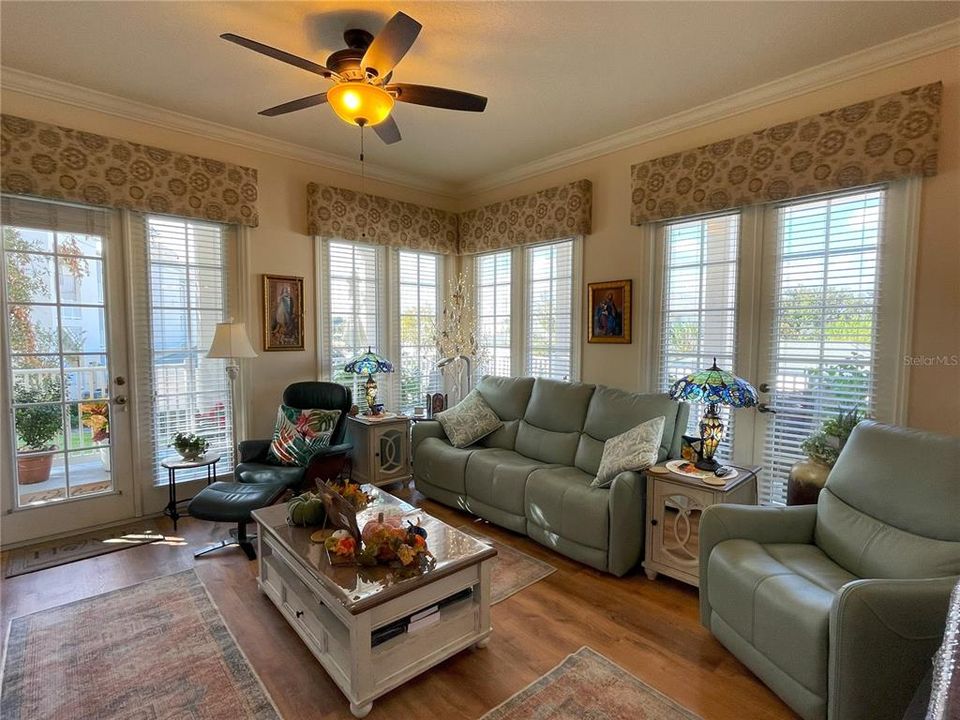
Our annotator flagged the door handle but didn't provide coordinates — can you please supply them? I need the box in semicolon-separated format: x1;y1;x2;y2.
758;383;771;393
757;403;776;414
114;396;128;406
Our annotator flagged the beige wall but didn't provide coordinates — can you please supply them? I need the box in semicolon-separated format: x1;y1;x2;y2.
0;90;457;441
2;47;957;440
458;48;960;437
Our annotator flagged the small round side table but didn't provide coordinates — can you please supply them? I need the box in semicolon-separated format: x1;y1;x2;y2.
161;454;221;530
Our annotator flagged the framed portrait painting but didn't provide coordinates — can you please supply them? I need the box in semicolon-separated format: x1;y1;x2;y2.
587;279;632;344
263;274;304;351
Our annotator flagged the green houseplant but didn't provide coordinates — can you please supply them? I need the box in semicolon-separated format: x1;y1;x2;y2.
14;377;63;485
170;432;210;461
789;407;865;505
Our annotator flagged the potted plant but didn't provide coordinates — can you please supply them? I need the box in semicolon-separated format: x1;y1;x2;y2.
14;378;63;485
788;407;865;505
170;432;210;461
81;401;111;472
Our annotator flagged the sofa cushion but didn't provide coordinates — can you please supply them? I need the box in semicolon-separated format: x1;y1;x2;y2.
476;375;535;420
523;378;595;432
515;422;581;466
436;390;503;448
593;416;664;488
708;539;853;696
525;466;609;551
413;437;476;495
576;387;681;474
465;449;552;517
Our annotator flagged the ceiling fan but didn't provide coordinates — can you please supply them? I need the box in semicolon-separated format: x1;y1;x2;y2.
221;11;488;145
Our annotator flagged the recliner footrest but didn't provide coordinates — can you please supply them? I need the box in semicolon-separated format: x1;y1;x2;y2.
188;481;286;523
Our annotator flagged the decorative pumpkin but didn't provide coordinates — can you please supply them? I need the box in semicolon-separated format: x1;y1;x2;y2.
287;492;327;527
361;512;403;544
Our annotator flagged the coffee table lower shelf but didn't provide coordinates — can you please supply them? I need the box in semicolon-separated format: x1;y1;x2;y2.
256;531;493;717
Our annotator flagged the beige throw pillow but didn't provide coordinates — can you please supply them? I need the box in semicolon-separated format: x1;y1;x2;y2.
592;416;665;488
436;390;503;448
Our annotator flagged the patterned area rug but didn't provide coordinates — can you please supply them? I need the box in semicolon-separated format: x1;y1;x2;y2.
459;524;556;604
3;518;177;578
481;647;702;719
0;570;279;720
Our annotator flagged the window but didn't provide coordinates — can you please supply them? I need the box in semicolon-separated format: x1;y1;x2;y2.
474;250;512;377
759;188;885;503
323;241;381;411
658;213;740;458
396;251;441;414
525;239;576;380
134;215;233;484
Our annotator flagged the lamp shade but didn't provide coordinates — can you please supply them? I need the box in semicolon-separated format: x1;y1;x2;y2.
669;359;758;408
344;347;394;375
327;83;395;127
207;322;257;359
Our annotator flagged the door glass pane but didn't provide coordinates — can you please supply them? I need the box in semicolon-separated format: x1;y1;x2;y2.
3;219;114;507
760;189;883;504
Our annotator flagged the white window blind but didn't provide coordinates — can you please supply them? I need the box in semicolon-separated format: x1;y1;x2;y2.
760;188;885;503
324;241;381;410
132;214;233;484
395;250;440;414
525;239;575;381
475;250;512;378
659;213;740;458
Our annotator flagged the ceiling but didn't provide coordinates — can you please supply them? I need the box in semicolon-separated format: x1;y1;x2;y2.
1;2;957;193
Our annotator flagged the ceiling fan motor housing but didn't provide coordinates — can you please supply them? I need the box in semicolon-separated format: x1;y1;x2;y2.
327;29;377;79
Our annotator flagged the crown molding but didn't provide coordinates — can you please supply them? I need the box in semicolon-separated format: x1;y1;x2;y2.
0;66;458;199
457;19;960;197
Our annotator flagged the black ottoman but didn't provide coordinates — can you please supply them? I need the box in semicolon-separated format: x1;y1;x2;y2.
188;481;286;560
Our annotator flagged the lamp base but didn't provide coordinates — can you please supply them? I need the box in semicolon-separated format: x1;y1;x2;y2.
695;456;720;472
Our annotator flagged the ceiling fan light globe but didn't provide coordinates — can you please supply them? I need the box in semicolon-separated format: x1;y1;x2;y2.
327;82;394;127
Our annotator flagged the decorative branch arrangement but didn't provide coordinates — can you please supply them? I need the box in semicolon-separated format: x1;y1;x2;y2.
433;272;485;402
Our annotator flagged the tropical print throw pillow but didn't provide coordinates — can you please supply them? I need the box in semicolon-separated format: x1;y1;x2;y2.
267;405;341;467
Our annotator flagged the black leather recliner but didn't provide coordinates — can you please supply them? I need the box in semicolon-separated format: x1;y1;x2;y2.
235;381;353;490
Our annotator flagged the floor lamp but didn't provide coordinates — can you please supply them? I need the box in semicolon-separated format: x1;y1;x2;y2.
207;321;258;461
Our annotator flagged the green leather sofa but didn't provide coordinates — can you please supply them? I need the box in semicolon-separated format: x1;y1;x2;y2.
699;420;960;720
412;375;689;576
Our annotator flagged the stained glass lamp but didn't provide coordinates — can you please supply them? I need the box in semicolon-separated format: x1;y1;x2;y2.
669;359;759;471
344;348;394;412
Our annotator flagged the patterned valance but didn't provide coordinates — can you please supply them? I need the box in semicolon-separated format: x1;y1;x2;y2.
1;115;259;227
458;179;593;254
631;82;942;225
307;183;458;255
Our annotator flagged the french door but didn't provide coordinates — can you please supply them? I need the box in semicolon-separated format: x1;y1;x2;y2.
655;181;914;504
1;197;135;544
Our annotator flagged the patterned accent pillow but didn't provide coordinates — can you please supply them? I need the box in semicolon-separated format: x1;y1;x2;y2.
436;390;503;448
592;416;665;488
267;405;341;467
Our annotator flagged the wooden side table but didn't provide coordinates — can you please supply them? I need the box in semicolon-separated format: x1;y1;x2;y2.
642;463;759;587
346;415;412;487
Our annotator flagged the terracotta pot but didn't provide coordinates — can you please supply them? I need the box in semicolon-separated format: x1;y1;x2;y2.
17;453;54;485
787;457;831;505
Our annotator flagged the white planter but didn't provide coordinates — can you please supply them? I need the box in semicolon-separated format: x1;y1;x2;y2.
98;443;111;472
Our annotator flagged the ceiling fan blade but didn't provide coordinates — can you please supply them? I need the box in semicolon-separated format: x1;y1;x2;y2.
259;92;329;117
221;33;335;78
361;12;422;78
388;84;487;112
373;115;402;145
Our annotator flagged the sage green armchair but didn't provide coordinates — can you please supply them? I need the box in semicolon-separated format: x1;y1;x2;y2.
699;421;960;720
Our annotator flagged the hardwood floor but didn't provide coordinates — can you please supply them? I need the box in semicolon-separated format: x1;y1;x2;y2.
1;486;798;720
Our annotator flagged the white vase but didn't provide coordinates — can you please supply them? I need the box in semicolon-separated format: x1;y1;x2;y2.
98;442;111;472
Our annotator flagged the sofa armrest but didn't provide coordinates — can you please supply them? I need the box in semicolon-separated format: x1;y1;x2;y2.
607;471;645;577
829;576;957;720
699;504;817;625
411;421;447;456
238;438;272;464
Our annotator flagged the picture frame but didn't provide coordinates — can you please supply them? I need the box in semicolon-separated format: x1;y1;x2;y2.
263;274;304;351
587;279;632;343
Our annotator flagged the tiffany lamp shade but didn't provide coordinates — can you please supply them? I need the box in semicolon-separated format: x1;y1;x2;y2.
344;348;394;412
668;359;759;471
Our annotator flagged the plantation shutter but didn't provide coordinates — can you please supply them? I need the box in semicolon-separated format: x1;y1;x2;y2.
321;240;382;412
658;213;741;459
130;213;234;484
759;188;885;504
474;250;512;378
524;239;575;381
393;250;441;414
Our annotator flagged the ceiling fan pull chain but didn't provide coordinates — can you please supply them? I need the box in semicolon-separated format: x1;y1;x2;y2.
360;125;366;237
